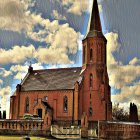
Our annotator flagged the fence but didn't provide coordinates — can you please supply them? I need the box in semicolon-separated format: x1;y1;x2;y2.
0;119;140;139
99;121;140;139
0;119;51;137
0;119;44;130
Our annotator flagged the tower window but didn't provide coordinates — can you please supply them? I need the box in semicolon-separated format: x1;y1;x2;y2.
64;96;68;112
90;74;93;87
25;97;29;113
90;94;91;99
89;107;93;116
44;96;48;101
90;48;93;62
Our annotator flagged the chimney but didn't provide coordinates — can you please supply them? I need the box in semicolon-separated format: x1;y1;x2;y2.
28;65;33;73
16;84;21;93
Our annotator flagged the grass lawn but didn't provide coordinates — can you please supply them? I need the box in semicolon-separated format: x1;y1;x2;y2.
0;136;52;140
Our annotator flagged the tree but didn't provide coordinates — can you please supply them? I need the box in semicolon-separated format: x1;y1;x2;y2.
112;103;129;121
129;103;138;122
3;110;6;119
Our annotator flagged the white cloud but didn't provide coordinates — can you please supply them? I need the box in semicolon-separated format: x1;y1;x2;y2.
129;57;140;65
0;0;80;65
106;32;140;113
112;77;140;113
1;95;10;119
35;47;74;64
6;99;10;119
57;0;102;15
0;15;80;65
3;70;12;77
0;39;79;65
0;86;11;97
10;65;28;80
34;23;79;64
10;63;44;80
0;45;35;64
0;0;34;32
60;0;90;15
0;69;12;77
98;4;102;13
112;81;140;111
106;32;140;89
10;65;28;73
105;32;120;66
45;23;79;54
51;10;66;20
0;79;3;85
0;86;11;118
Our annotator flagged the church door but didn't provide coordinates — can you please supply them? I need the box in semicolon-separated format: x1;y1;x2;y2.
38;109;42;118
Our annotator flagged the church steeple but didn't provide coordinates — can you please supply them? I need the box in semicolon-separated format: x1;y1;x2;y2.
85;0;103;38
81;0;112;121
90;0;102;32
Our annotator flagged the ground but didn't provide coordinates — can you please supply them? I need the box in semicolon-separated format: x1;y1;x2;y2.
0;136;53;140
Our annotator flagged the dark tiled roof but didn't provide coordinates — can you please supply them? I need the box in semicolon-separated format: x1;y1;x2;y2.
21;67;82;91
42;101;52;110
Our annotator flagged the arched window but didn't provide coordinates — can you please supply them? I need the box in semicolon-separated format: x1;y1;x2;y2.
90;48;93;62
64;96;68;112
25;97;29;113
89;107;93;116
90;74;93;87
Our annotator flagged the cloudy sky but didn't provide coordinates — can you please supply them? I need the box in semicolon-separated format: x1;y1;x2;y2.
0;0;140;118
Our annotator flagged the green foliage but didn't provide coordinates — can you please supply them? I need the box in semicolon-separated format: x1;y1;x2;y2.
23;114;34;120
112;103;129;121
23;114;41;120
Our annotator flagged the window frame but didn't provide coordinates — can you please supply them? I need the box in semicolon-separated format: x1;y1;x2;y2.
90;48;93;62
44;96;48;101
90;73;93;88
25;97;29;113
63;96;68;112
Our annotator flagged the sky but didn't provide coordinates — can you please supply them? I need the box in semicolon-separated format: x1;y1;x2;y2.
0;0;140;118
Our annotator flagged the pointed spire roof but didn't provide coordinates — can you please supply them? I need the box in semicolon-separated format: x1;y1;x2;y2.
90;0;102;32
84;0;104;39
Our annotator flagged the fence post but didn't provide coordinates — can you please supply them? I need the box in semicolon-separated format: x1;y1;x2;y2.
98;120;99;139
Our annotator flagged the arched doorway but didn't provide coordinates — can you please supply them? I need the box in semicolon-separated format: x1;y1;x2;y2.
38;109;42;118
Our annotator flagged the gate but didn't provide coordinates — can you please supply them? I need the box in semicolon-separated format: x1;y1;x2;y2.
51;125;81;139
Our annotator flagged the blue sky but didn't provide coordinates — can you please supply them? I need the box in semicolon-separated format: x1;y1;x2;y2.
0;0;140;117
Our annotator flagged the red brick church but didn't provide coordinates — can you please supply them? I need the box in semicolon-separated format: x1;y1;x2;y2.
10;0;112;124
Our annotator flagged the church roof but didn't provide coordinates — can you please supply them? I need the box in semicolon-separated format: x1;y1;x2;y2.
21;67;82;91
42;101;52;110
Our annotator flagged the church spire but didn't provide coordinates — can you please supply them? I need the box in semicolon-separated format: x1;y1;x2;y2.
90;0;102;32
84;0;103;39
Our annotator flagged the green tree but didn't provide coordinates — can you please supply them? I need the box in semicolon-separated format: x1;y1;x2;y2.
112;103;129;121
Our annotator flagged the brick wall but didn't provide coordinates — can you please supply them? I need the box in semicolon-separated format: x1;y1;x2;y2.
80;33;112;121
11;90;74;121
99;121;140;139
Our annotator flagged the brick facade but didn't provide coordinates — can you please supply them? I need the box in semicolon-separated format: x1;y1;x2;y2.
10;0;112;124
10;90;75;121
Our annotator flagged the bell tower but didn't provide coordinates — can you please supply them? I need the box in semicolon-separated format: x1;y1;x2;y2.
81;0;112;121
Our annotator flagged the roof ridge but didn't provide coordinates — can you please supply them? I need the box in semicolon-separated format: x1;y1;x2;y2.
33;67;82;72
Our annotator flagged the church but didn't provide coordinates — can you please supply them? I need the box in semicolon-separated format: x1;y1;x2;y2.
10;0;112;124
